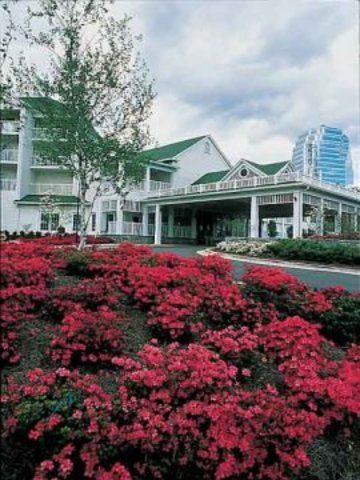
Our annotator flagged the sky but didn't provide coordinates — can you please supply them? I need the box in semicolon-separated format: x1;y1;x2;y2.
4;0;360;183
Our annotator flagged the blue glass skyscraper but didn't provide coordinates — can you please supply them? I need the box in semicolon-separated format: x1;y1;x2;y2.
292;125;352;186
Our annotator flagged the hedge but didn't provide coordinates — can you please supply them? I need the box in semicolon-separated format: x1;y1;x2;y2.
266;239;360;266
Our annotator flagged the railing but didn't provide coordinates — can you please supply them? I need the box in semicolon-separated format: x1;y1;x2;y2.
107;221;117;234
1;121;20;134
123;200;141;212
0;179;17;190
32;128;49;140
31;156;63;167
122;222;143;236
150;172;360;202
173;225;192;238
133;180;171;193
30;183;73;195
1;149;18;162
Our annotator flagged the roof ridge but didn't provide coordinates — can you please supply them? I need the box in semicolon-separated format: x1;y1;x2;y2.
143;135;207;153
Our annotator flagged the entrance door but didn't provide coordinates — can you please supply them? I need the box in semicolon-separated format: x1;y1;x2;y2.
106;212;115;233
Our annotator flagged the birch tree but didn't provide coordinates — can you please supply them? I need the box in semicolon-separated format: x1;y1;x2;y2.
10;0;155;248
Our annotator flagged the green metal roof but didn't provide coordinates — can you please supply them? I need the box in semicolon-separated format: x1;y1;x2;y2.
16;195;80;205
139;136;207;162
192;170;229;185
246;160;290;175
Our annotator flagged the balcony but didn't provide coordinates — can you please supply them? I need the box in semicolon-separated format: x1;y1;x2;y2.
1;149;18;163
32;128;49;140
133;180;171;193
0;179;17;191
1;121;20;134
31;156;63;167
30;183;73;195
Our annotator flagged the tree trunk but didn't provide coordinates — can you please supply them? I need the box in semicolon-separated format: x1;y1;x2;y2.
78;181;88;250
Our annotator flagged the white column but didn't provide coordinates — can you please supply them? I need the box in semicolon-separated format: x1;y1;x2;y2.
168;206;174;237
293;192;303;238
190;209;197;239
117;200;123;235
250;196;259;238
145;167;151;193
154;204;162;245
142;205;149;236
317;198;324;235
335;203;342;233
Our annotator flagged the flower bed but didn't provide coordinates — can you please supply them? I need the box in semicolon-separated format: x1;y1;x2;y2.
1;241;359;479
217;238;360;266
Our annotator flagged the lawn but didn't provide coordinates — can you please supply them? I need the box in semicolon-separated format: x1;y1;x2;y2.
1;239;359;480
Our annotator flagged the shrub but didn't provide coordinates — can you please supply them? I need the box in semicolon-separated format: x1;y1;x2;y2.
63;250;93;277
266;239;360;265
319;288;360;345
50;306;127;366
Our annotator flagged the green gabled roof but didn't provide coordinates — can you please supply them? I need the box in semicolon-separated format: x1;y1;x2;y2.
16;195;80;205
192;170;229;185
246;160;290;175
139;136;207;162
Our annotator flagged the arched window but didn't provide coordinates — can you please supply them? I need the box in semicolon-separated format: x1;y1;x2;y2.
204;141;211;154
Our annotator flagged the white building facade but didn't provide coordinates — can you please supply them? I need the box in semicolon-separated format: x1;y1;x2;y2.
1;99;359;242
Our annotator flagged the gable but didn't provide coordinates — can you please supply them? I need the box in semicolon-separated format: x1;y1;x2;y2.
222;159;264;181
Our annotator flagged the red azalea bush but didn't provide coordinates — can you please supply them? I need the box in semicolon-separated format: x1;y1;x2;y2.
24;234;115;246
241;265;333;320
1;240;359;479
1;243;55;365
50;306;127;366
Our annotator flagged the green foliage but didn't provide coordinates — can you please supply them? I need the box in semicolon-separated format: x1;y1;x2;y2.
9;0;155;248
267;220;277;238
320;294;360;345
266;239;360;265
64;250;92;277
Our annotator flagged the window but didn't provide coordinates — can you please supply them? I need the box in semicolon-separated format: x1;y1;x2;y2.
240;168;248;177
204;141;211;154
91;213;96;232
40;213;59;231
72;214;80;232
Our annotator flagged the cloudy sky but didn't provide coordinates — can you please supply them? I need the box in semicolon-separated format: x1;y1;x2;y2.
5;0;359;182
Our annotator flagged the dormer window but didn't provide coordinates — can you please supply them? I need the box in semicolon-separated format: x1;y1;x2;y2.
240;168;248;177
204;141;211;154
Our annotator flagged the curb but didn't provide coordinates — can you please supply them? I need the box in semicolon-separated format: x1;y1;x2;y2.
197;249;360;276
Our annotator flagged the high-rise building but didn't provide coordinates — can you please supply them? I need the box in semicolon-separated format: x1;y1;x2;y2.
292;125;352;186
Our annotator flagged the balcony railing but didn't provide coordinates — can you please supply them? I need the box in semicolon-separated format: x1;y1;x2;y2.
123;200;141;212
122;221;143;236
0;179;17;190
1;121;20;134
30;183;73;195
31;156;63;167
133;180;171;193
1;149;18;163
107;221;117;234
149;172;360;202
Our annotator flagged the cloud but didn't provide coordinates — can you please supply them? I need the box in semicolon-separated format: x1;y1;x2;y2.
5;0;359;182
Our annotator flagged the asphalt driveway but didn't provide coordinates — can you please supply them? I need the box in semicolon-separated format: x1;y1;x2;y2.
152;245;360;292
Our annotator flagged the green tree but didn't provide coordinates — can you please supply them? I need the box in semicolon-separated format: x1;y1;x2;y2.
267;220;278;238
9;0;155;248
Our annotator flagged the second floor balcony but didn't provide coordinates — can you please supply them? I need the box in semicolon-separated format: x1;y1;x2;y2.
1;149;18;163
134;179;171;193
0;178;17;191
1;121;20;135
31;156;63;167
30;183;73;195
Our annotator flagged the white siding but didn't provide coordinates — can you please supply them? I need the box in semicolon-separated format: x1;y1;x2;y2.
172;137;230;187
